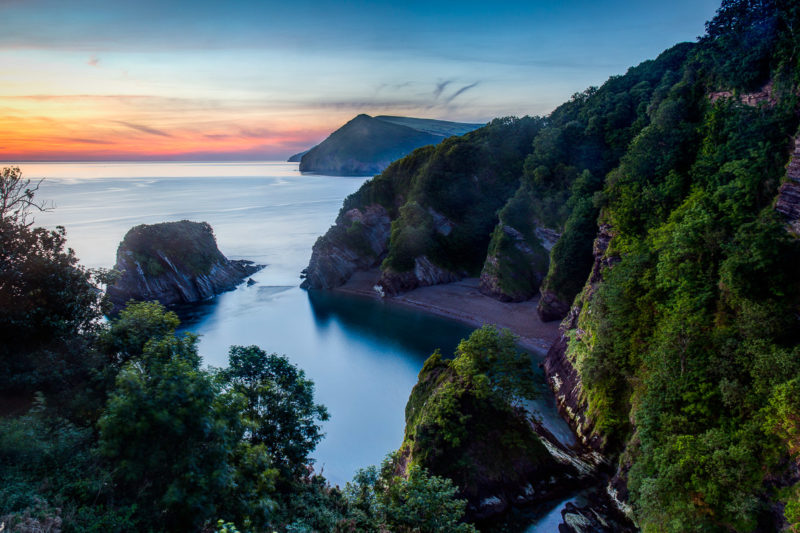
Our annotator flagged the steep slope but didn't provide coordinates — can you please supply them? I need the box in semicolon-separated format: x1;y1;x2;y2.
305;1;800;530
539;2;800;530
302;116;544;293
374;115;483;137
303;43;694;300
107;221;261;309
297;114;483;176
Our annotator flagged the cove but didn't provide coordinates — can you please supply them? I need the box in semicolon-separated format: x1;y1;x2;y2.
27;161;576;506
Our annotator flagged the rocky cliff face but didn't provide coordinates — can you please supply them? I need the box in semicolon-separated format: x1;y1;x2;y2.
301;204;391;289
776;132;800;235
107;221;261;310
543;225;617;453
377;256;462;296
478;225;554;302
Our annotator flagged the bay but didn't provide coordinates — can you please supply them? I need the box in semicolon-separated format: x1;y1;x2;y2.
20;161;571;497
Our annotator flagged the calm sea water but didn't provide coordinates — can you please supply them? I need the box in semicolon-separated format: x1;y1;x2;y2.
20;162;573;502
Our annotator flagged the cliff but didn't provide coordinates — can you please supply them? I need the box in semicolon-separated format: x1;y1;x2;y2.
303;45;693;307
302;116;544;293
543;225;617;453
297;114;482;176
397;328;600;522
107;221;261;309
300;205;390;289
776;131;800;235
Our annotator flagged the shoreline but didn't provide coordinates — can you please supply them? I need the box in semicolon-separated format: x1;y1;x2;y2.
330;270;560;355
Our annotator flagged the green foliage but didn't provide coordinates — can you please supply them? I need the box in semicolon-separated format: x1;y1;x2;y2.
222;345;330;475
119;220;225;277
100;300;180;364
340;116;544;275
0;218;106;391
551;3;800;529
97;334;241;530
401;326;550;502
344;455;477;532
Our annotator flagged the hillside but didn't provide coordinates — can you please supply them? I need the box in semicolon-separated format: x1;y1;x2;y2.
306;1;800;529
296;114;483;175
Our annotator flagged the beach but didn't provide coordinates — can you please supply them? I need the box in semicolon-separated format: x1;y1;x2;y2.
332;270;561;355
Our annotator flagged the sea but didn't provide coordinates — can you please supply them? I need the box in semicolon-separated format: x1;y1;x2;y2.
20;161;578;530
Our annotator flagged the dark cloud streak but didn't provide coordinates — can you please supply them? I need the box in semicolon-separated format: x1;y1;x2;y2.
114;121;172;137
445;82;479;104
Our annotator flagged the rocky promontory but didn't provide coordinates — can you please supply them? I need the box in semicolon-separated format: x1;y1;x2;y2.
107;220;262;310
296;114;482;176
300;204;391;289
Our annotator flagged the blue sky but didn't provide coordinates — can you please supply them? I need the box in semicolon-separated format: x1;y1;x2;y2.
0;0;722;160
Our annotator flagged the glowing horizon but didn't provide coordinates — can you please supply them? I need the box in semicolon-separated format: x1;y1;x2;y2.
0;0;721;162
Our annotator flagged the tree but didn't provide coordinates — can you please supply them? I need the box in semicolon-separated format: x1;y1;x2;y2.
0;169;105;391
344;456;476;533
222;345;329;474
98;335;241;531
0;167;51;226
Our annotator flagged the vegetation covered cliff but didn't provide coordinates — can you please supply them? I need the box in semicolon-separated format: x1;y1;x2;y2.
107;220;261;310
306;1;800;530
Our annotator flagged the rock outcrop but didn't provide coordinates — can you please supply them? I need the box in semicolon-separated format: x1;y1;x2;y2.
557;495;636;533
107;221;261;310
708;80;776;107
479;224;553;302
543;224;617;453
377;256;462;296
399;351;598;523
776;132;800;235
301;204;391;289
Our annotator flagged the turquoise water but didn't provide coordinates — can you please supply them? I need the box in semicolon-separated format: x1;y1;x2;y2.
24;162;572;495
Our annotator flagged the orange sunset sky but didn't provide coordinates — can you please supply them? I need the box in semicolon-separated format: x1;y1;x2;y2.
0;0;719;161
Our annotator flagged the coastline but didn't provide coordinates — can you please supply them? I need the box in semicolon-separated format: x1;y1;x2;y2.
330;270;560;355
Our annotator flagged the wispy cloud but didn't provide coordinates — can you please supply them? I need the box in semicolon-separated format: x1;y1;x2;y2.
445;82;479;104
433;80;452;100
113;121;172;137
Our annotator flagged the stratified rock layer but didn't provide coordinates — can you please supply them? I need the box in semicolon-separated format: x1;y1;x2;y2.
543;224;617;453
301;204;391;289
107;220;261;309
776;133;800;235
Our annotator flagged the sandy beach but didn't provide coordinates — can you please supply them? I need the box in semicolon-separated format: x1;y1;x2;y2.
333;270;560;354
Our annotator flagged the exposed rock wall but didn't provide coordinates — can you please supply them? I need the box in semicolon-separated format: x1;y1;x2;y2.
107;221;261;309
776;133;800;235
542;224;617;453
479;225;552;302
377;255;462;296
301;204;391;289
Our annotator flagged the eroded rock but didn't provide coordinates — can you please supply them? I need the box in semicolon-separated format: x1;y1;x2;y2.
107;220;262;310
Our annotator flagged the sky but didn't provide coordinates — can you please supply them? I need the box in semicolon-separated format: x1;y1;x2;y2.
0;0;722;161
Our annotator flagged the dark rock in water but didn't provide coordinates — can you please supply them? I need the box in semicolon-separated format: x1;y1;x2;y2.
107;220;262;310
557;496;635;533
287;149;310;162
301;204;391;289
246;278;256;286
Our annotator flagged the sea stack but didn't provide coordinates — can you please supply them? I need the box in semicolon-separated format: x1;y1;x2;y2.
107;220;262;310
